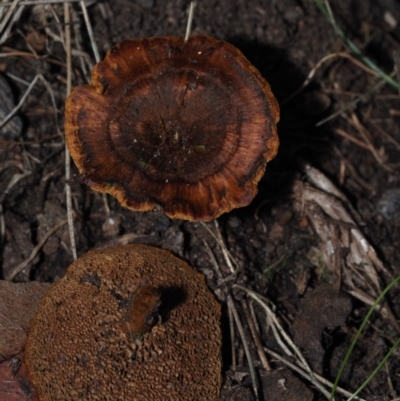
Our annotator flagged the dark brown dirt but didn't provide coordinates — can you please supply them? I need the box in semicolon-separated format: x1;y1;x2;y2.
1;0;400;400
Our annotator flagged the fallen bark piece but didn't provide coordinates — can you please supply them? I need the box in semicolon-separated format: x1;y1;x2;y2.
0;281;51;362
0;354;39;401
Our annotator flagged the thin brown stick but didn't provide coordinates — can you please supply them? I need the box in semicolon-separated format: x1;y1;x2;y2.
332;146;376;194
6;219;68;280
334;128;370;150
0;48;66;67
316;72;395;127
368;119;400;151
347;113;393;172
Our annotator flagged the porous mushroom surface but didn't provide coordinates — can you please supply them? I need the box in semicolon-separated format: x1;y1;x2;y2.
25;244;221;401
65;34;279;221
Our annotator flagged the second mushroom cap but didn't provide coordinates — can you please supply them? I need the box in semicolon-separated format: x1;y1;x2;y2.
25;244;222;401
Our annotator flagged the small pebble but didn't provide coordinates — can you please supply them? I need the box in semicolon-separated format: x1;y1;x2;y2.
102;216;121;237
303;91;331;115
227;216;241;229
251;239;262;249
278;210;293;226
377;188;400;224
154;215;170;232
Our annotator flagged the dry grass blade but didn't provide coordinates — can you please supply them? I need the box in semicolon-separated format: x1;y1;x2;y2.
394;49;400;96
0;2;24;45
200;221;239;272
344;112;393;172
1;0;87;5
227;295;260;400
0;0;19;42
230;284;366;400
202;238;259;400
316;73;394;126
0;73;61;135
264;347;334;400
0;74;38;130
0;170;31;246
335;128;371;151
184;1;196;41
227;298;236;370
241;300;271;371
70;7;91;81
80;0;99;63
368;119;400;151
263;347;368;401
385;361;397;399
0;47;66;66
333;146;376;194
6;218;68;281
232;285;368;401
234;284;314;377
202;239;237;370
64;2;77;261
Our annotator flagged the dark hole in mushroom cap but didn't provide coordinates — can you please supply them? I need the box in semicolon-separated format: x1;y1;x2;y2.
65;34;279;221
158;285;187;322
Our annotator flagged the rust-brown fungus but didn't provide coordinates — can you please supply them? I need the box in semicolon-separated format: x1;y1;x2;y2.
65;34;279;221
25;244;221;401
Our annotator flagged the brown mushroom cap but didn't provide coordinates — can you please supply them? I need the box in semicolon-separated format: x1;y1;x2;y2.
25;244;221;401
65;34;279;221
